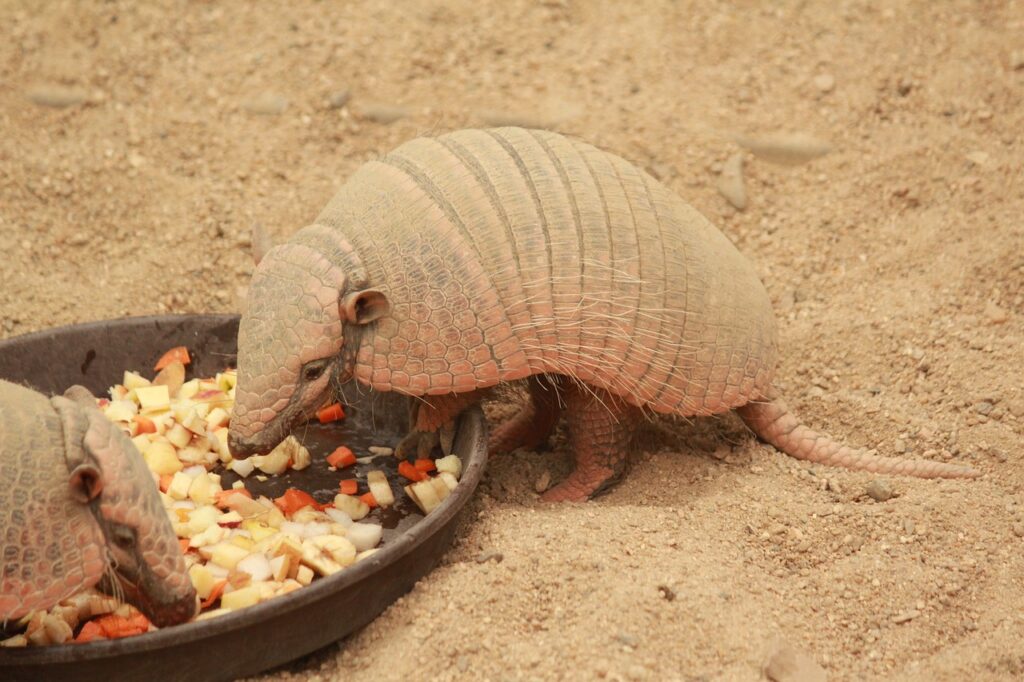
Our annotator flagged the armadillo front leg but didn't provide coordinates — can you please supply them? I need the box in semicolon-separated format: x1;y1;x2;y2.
489;374;563;454
541;383;641;503
396;389;488;459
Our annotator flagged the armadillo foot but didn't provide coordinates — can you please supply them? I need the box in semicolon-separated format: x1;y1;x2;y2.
489;374;563;454
540;381;639;502
397;391;485;459
396;429;441;459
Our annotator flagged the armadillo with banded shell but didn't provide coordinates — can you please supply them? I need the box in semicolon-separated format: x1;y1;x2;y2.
0;380;197;626
228;127;978;502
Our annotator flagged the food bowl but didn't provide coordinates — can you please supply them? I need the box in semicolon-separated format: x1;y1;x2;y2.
0;314;486;682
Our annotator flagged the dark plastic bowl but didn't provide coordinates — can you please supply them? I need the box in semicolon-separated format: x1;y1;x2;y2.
0;315;486;682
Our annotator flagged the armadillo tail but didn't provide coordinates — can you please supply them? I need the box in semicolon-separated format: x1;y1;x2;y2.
735;391;980;479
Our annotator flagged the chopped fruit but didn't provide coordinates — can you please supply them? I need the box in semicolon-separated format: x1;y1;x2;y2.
132;415;157;434
154;346;191;372
366;470;395;506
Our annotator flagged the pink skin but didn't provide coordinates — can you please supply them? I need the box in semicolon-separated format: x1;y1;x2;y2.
229;243;375;457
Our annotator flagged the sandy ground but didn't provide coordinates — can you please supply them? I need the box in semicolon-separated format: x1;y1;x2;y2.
2;1;1023;680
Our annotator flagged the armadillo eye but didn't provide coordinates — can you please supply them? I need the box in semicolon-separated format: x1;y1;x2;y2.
303;361;327;382
113;527;136;550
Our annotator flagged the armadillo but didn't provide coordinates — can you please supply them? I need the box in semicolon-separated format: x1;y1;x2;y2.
0;380;197;626
227;127;979;502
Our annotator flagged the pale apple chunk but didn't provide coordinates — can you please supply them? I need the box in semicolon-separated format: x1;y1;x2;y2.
143;441;183;476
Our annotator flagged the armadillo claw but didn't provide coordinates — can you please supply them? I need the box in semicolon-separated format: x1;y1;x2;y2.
439;418;457;457
395;429;440;460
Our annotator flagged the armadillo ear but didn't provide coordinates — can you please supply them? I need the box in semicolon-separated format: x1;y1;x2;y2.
63;385;97;406
340;289;390;325
68;463;103;504
251;222;273;266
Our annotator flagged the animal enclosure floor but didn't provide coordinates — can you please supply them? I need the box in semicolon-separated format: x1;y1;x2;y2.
1;1;1022;680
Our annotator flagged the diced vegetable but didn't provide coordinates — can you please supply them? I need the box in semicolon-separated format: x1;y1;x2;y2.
316;403;345;424
274;488;320;515
359;491;379;509
414;458;436;473
338;479;358;496
326;446;356;469
398;460;426;482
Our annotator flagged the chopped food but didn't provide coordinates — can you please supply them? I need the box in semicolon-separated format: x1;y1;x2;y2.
366;470;395;507
316;402;346;424
154;346;191;372
11;344;463;647
326;446;357;469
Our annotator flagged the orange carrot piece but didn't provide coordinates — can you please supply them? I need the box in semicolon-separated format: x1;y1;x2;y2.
215;488;252;508
326;446;356;469
338;479;358;495
74;620;107;643
154;346;191;372
179;538;191;554
398;460;426;482
201;580;228;609
316;403;346;424
414;458;436;473
158;474;173;493
92;613;150;639
359;492;378;509
274;488;320;515
132;415;156;435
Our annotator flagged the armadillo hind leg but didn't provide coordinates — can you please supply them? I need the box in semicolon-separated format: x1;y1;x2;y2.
541;383;642;503
395;389;488;459
736;389;981;478
489;374;564;455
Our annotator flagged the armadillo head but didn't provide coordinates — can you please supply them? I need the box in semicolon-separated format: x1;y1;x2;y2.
55;392;199;627
228;242;388;457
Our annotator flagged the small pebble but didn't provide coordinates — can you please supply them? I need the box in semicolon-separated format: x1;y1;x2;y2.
974;402;994;416
965;151;990;167
657;585;676;601
763;643;826;682
984;301;1008;324
1012;50;1024;70
475;550;503;564
328;88;351;109
1007;401;1024;419
893;438;907;454
27;84;88;108
615;631;639;648
1012;523;1024;538
534;470;551;494
893;609;920;624
813;73;835;93
67;233;89;247
359;103;409;124
735;133;832;166
866;479;894;502
243;93;289;115
716;152;747;210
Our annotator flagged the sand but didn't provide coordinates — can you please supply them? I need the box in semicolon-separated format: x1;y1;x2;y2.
1;1;1022;680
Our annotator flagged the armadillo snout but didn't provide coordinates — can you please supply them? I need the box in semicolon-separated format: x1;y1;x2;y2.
227;430;266;458
145;592;200;627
